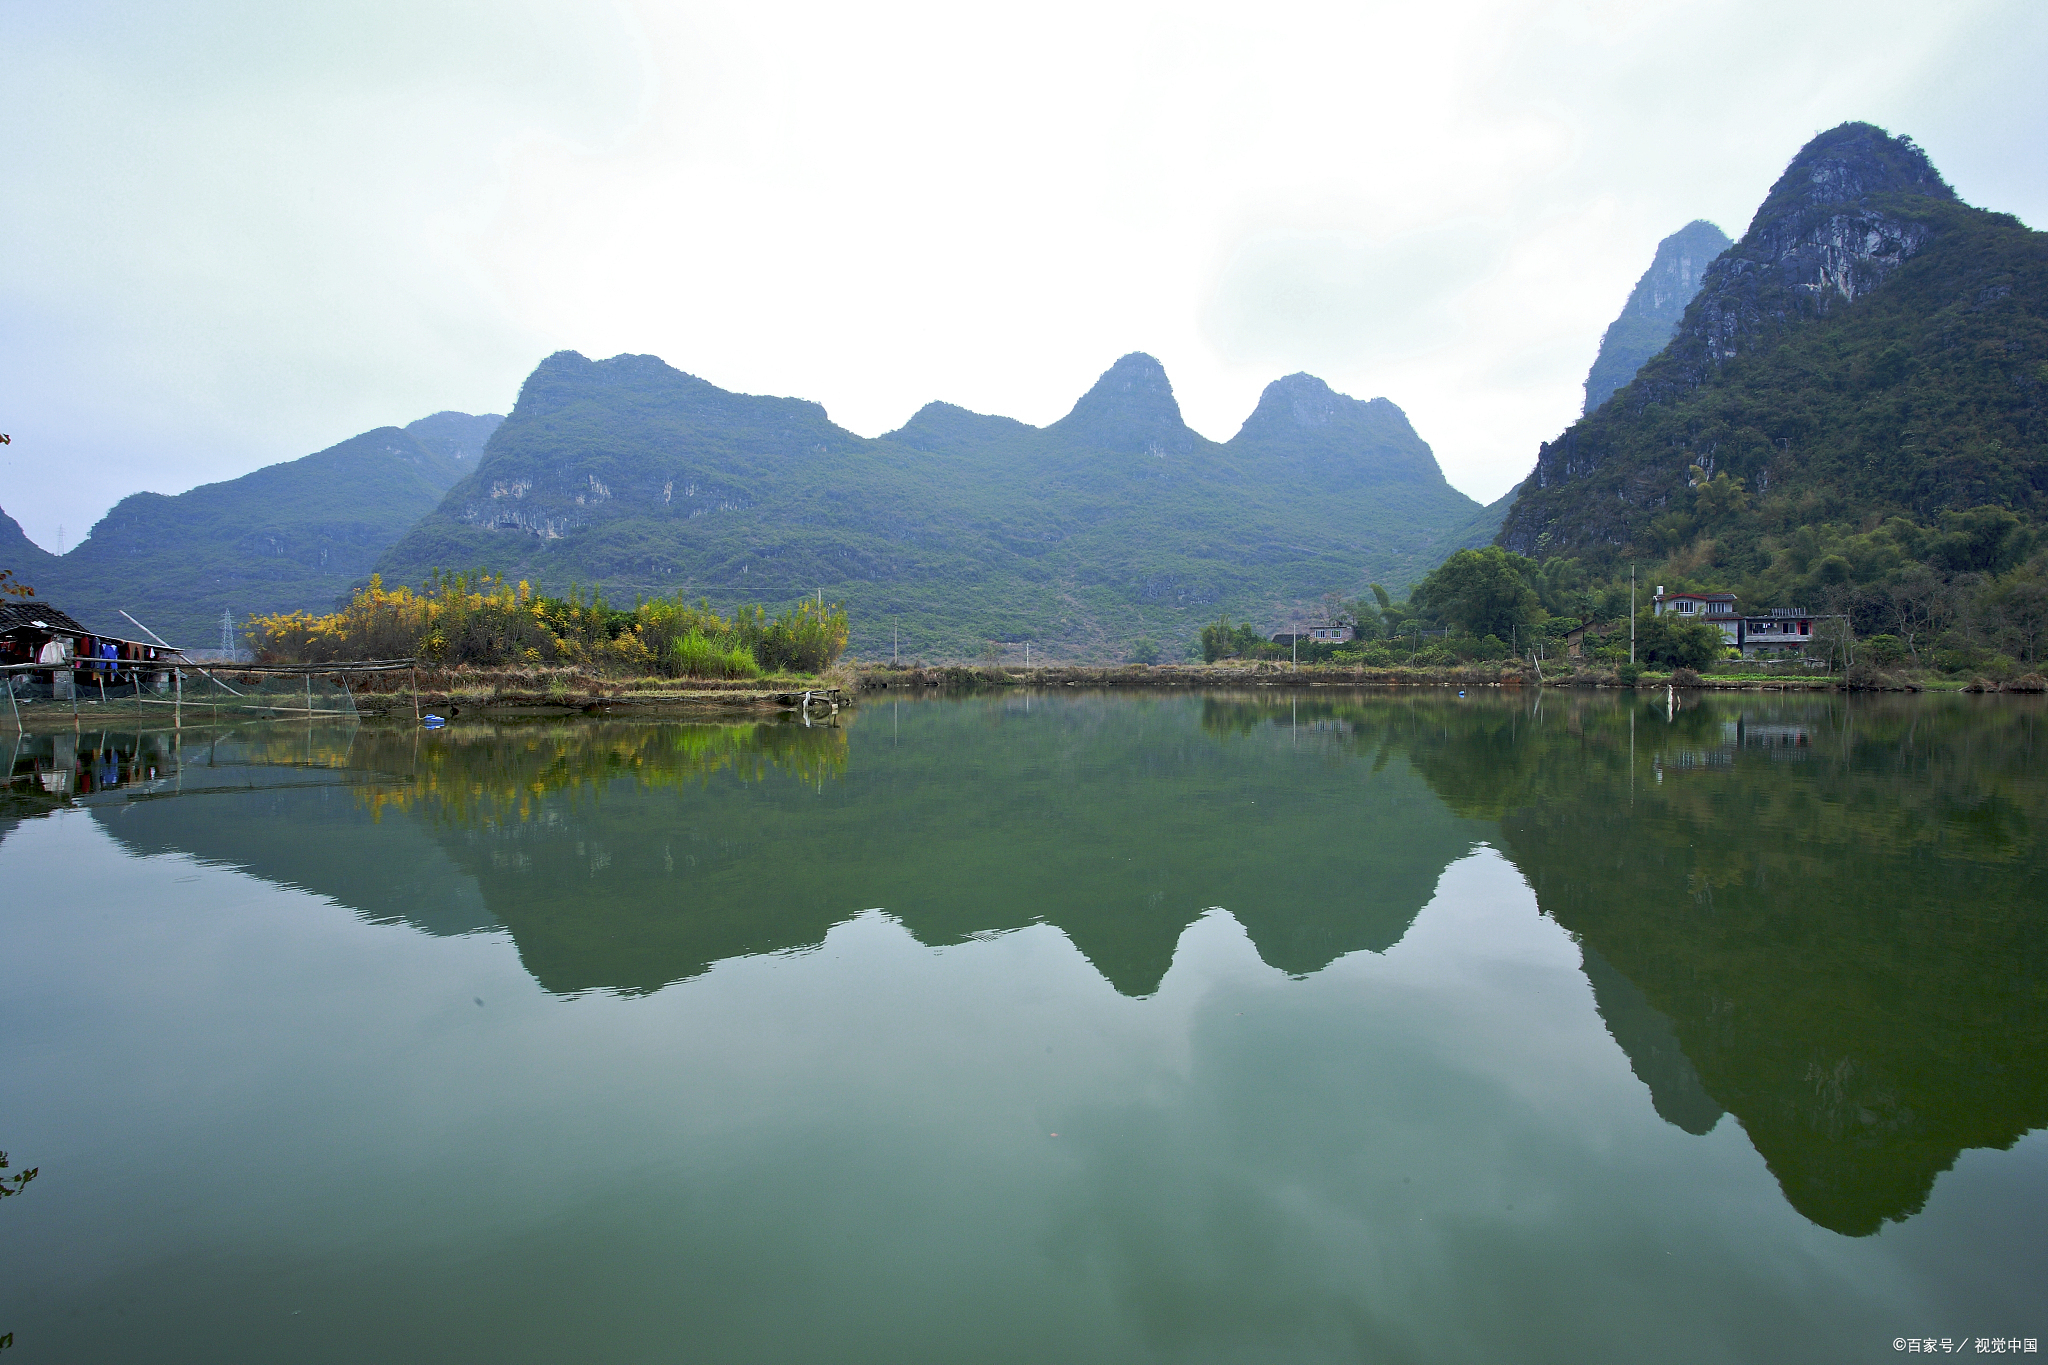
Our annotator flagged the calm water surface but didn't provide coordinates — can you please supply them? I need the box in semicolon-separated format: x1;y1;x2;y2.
1;691;2043;1363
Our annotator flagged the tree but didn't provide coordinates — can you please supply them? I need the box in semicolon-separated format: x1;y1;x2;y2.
1200;616;1267;662
1346;599;1384;641
1690;466;1750;529
1985;574;2048;664
1883;566;1953;663
0;569;30;600
1411;548;1540;640
1635;613;1727;670
1927;506;2027;575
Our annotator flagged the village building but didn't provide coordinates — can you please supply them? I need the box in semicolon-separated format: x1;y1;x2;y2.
1563;620;1607;661
1;602;180;701
1733;607;1817;657
1650;589;1815;659
1651;588;1742;646
1271;625;1353;647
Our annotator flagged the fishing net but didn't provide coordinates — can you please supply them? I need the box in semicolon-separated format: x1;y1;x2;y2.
4;664;362;726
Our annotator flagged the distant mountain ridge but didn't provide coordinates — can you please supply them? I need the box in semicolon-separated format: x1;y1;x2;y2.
1583;219;1731;414
376;352;1500;658
3;411;500;647
1499;122;2046;562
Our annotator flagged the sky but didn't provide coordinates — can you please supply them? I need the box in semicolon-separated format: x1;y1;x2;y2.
4;0;2046;552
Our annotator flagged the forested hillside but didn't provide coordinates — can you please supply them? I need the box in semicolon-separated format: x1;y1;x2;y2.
2;411;499;648
375;352;1497;659
1488;123;2048;675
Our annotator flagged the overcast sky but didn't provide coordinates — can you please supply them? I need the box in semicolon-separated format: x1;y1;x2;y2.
4;0;2045;551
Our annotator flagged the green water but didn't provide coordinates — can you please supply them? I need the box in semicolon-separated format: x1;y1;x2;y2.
1;691;2043;1362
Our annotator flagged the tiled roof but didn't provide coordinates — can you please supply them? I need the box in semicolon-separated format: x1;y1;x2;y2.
0;601;91;636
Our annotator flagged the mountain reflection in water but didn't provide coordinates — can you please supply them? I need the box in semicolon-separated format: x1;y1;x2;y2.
17;689;2046;1241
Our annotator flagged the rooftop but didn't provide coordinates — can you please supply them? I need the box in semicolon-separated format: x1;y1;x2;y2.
0;602;92;636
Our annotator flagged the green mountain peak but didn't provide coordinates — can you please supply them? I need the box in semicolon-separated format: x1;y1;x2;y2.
1045;351;1200;457
374;352;1495;657
1499;121;2044;565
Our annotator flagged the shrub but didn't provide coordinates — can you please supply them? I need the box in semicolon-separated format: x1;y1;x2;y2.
730;598;850;673
673;630;761;679
251;575;842;677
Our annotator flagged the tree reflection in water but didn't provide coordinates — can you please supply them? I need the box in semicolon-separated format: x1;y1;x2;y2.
43;691;2048;1239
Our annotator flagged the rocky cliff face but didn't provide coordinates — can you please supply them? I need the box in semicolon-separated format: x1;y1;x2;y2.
1643;123;1955;396
1582;219;1731;414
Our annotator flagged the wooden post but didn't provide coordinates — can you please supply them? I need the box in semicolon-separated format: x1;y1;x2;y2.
411;667;420;723
174;664;182;730
5;672;20;733
305;669;314;718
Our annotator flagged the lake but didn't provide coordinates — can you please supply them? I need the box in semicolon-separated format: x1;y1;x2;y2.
2;690;2043;1362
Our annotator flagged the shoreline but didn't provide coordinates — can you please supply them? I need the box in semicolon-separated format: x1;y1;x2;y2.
849;663;2037;694
9;663;2038;733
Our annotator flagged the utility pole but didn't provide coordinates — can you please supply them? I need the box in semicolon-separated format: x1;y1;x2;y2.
1629;567;1636;665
